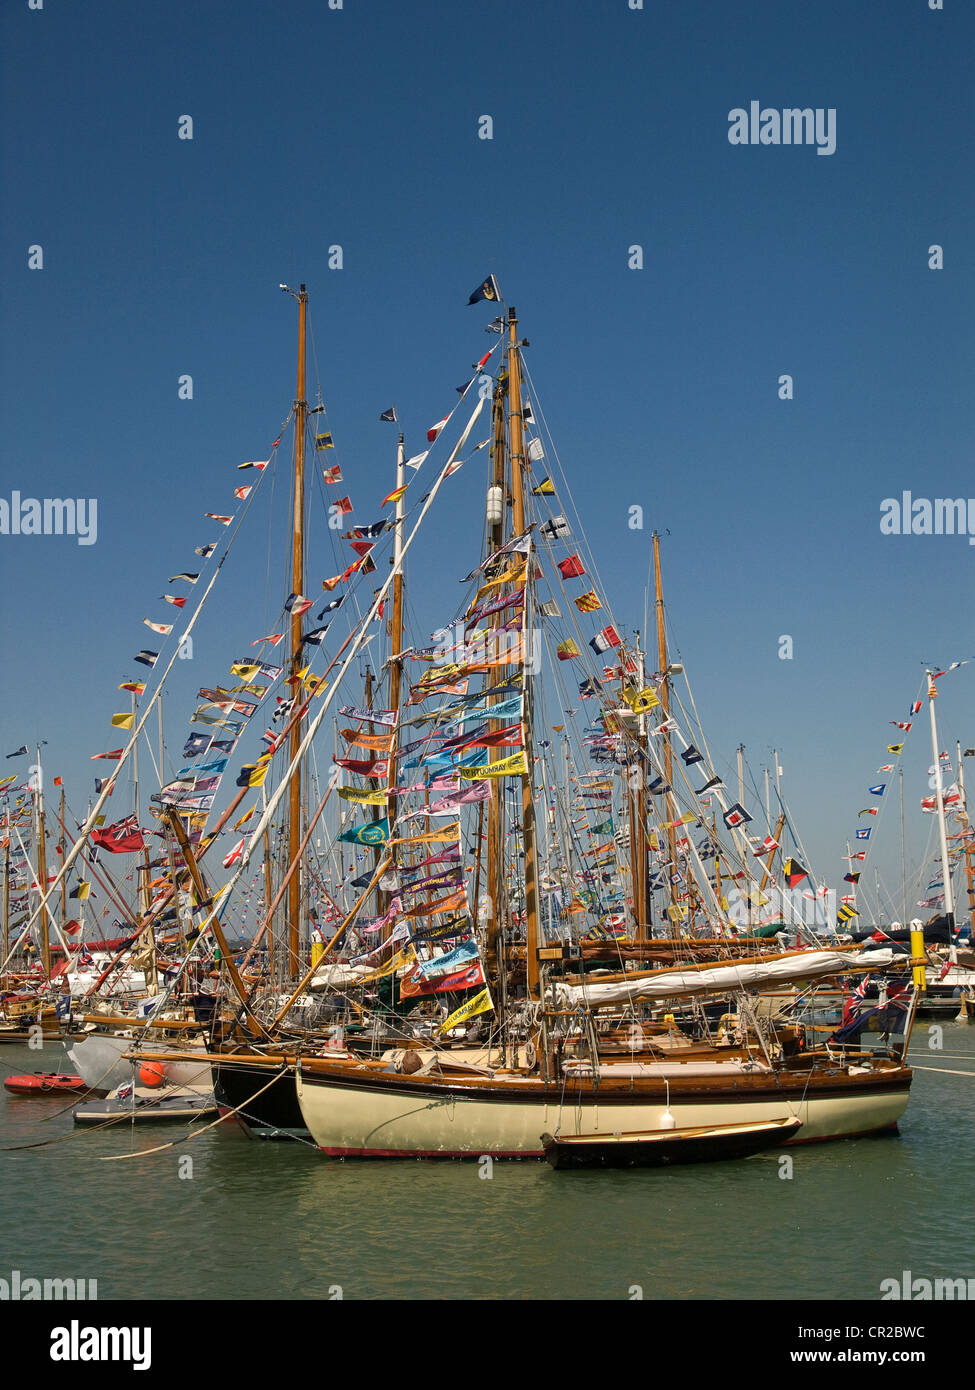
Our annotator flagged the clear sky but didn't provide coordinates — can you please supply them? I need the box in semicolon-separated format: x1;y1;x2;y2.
1;0;973;917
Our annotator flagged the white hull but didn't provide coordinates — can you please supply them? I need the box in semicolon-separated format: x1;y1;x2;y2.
295;1062;911;1158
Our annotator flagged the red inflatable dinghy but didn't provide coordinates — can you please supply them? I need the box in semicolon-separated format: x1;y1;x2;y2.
4;1073;86;1096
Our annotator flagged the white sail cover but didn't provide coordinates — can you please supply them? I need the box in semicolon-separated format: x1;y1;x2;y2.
552;948;899;1009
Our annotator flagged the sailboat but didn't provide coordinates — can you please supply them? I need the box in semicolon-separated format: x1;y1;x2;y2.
42;279;915;1156
280;291;915;1157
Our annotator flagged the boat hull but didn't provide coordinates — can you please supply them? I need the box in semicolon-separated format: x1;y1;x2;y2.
295;1059;912;1158
542;1116;803;1169
67;1032;211;1094
211;1055;308;1140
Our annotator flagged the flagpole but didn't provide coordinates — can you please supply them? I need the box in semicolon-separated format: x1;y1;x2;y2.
927;672;955;924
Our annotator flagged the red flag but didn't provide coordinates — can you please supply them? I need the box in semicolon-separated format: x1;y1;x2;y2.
558;554;585;579
427;414;449;443
90;816;145;853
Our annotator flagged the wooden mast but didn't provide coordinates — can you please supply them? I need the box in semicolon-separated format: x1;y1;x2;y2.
484;374;507;990
506;306;540;999
166;809;261;1034
381;434;407;921
628;636;649;940
652;533;678;936
287;284;308;978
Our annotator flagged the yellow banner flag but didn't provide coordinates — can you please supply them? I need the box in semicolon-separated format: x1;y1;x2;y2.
417;661;462;686
439;987;494;1033
458;751;528;779
338;786;390;806
230;662;261;681
110;713;134;730
469;562;527;608
389;825;461;846
233;806;256;831
355;944;415;985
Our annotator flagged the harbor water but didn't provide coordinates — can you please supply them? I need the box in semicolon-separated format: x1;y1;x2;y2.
1;1023;973;1301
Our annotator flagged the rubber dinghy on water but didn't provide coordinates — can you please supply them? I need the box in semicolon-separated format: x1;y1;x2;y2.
4;1072;86;1096
541;1116;802;1170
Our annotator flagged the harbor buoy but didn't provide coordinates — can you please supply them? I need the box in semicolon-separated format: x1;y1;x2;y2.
139;1062;166;1087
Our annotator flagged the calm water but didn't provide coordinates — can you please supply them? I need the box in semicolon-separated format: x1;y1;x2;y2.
1;1025;973;1301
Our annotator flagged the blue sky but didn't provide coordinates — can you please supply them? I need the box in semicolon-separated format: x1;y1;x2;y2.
1;0;973;915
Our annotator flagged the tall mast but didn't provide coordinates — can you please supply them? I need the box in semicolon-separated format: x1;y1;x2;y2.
957;740;975;933
484;376;507;989
927;672;955;923
506;306;540;998
287;283;308;978
59;781;67;926
385;433;406;826
652;532;677;934
35;745;50;978
628;635;648;939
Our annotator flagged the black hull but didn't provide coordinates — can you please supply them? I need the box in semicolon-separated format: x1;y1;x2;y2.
212;1057;306;1140
542;1117;802;1170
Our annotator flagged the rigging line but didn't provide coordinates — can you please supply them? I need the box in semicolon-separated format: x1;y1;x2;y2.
520;356;620;635
98;1066;289;1161
1;442;279;972
262;415;285;632
194;396;490;953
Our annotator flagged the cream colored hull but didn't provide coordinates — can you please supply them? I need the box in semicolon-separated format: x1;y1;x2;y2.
295;1065;911;1158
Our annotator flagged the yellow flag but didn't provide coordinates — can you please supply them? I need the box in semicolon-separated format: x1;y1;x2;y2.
389;824;460;846
230;662;261;680
355;944;415;985
458;751;528;779
438;987;494;1033
233;806;256;831
338;786;389;805
247;758;273;788
469;562;527;608
110;713;134;730
623;685;660;713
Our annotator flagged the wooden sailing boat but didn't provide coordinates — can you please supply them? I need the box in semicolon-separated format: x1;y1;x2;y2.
106;282;916;1156
286;295;915;1157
